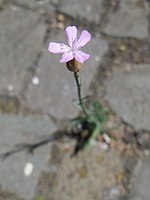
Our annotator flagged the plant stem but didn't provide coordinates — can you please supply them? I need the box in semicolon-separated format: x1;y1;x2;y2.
74;72;89;118
84;124;100;150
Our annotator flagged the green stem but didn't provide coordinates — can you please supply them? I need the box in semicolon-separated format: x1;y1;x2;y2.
74;72;88;118
84;124;100;150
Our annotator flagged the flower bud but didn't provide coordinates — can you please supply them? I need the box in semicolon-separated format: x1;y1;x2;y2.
66;58;82;72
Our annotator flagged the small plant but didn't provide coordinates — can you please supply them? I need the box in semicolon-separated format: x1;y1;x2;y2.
48;26;109;151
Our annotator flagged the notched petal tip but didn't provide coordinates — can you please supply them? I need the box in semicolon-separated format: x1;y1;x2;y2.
66;25;77;30
75;30;91;49
65;26;77;47
48;42;70;54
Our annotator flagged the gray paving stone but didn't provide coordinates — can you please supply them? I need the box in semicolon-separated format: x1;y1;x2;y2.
58;0;103;23
129;156;150;200
0;0;12;8
0;5;46;96
14;0;55;12
15;0;48;8
0;0;7;8
103;0;149;39
105;64;150;131
0;114;57;200
25;31;108;119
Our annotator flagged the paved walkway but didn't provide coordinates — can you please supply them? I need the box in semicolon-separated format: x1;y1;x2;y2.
0;0;150;199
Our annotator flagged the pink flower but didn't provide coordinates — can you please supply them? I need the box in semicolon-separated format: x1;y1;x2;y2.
48;26;91;63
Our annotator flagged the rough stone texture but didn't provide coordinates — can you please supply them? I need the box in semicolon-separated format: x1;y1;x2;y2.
129;156;150;200
0;0;6;8
0;114;57;200
14;0;55;12
0;0;12;8
58;0;103;23
37;142;123;200
15;0;48;8
103;0;149;39
0;5;46;96
25;31;108;119
105;64;150;131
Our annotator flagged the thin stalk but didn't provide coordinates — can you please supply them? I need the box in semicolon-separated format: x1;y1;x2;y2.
74;72;89;118
84;123;100;150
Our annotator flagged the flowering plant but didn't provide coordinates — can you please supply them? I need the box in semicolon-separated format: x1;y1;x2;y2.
48;26;108;151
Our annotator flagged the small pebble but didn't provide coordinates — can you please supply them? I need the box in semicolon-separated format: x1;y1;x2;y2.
103;133;111;144
118;44;127;51
110;186;120;197
144;150;150;156
57;22;65;30
32;77;40;85
86;5;92;12
24;162;34;176
63;143;71;152
7;85;14;91
100;142;109;151
94;56;101;62
57;14;65;22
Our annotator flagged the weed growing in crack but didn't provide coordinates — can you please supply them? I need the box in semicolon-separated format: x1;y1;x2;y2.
48;25;110;152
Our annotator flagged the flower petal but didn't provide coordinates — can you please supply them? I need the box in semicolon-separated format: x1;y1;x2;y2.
60;51;73;63
48;42;70;54
75;30;91;49
65;26;77;47
73;50;90;63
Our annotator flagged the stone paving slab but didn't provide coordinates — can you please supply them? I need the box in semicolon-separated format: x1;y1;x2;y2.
15;0;50;8
14;0;55;13
129;156;150;200
0;5;46;96
103;0;149;39
105;64;150;131
0;114;57;200
58;0;103;23
25;30;108;119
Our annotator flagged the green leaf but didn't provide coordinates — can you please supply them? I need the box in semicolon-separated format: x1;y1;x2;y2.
91;101;108;123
